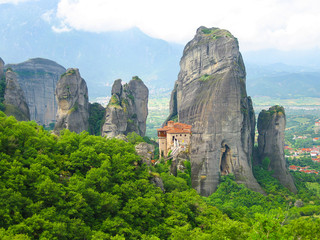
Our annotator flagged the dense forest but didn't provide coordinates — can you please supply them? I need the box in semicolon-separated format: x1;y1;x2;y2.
1;112;320;239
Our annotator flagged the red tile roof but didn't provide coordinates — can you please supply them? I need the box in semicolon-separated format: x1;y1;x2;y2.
157;121;192;134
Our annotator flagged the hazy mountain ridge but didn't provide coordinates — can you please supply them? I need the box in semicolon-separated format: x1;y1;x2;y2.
1;1;319;99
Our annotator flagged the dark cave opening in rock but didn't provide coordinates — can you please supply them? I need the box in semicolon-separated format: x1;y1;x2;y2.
220;144;232;176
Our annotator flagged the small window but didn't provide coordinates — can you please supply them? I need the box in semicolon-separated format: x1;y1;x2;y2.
185;135;186;137
180;134;182;136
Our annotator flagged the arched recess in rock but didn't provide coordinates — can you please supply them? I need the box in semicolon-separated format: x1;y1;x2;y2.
220;141;233;175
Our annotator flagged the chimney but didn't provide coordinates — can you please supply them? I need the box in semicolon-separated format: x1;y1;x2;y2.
168;121;174;128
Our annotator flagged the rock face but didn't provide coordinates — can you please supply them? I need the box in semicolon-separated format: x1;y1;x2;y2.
6;58;66;126
0;58;4;79
257;105;297;193
54;69;89;134
101;77;148;137
135;142;155;166
4;69;30;121
167;26;263;196
170;151;190;177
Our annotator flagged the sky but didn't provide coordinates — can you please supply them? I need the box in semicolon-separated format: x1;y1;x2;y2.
1;0;320;51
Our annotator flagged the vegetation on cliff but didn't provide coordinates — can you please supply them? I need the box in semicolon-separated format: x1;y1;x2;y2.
88;102;105;136
1;112;320;239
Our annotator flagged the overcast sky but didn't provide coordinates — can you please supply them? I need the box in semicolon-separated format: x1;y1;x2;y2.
2;0;320;51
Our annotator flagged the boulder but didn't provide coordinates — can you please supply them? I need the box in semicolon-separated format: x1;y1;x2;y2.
150;176;165;192
54;68;89;134
135;142;155;165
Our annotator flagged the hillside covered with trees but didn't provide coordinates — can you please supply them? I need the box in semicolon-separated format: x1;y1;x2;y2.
1;112;320;239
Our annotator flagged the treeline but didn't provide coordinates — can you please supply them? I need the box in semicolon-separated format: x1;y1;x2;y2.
1;112;320;239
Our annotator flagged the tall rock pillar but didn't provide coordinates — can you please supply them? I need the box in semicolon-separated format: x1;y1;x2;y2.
0;58;4;79
4;69;30;121
54;68;89;134
102;77;148;138
257;105;297;193
167;26;263;196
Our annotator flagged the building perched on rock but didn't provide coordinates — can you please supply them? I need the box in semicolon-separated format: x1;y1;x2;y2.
157;121;192;158
165;26;263;196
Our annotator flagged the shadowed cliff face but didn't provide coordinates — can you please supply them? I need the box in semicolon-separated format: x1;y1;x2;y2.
258;106;297;193
4;69;30;121
0;58;4;79
54;68;89;134
102;77;148;138
6;58;66;126
167;27;263;196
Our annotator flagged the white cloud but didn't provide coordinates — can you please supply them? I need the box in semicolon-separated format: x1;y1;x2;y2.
55;0;320;51
41;9;54;23
52;23;72;33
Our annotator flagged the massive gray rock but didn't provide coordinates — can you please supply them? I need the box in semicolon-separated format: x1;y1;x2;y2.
102;77;148;137
54;68;89;134
257;105;297;193
167;26;263;196
4;69;30;121
6;58;66;126
0;58;4;79
135;142;155;166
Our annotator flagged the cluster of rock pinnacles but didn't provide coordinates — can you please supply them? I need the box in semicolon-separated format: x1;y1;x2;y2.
0;26;296;196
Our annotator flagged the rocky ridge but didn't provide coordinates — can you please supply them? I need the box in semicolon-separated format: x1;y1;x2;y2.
167;26;263;196
101;77;148;138
4;69;30;121
257;105;297;193
6;58;66;126
54;68;89;134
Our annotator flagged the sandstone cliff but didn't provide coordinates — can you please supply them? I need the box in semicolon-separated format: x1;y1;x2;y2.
6;58;66;126
257;105;297;193
101;77;148;137
4;69;30;121
54;69;89;134
167;26;263;196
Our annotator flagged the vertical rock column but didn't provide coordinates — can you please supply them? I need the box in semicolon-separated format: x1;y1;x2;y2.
54;68;89;134
4;69;30;121
101;77;148;138
0;58;4;79
167;26;263;196
257;105;297;193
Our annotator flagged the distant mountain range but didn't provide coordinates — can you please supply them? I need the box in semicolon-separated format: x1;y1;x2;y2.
246;63;320;98
0;0;319;99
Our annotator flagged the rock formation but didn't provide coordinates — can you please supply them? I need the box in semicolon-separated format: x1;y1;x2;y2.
101;77;148;137
0;58;4;79
135;142;155;166
167;26;263;196
257;105;297;193
4;69;30;121
6;58;66;126
170;151;190;177
54;68;89;134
